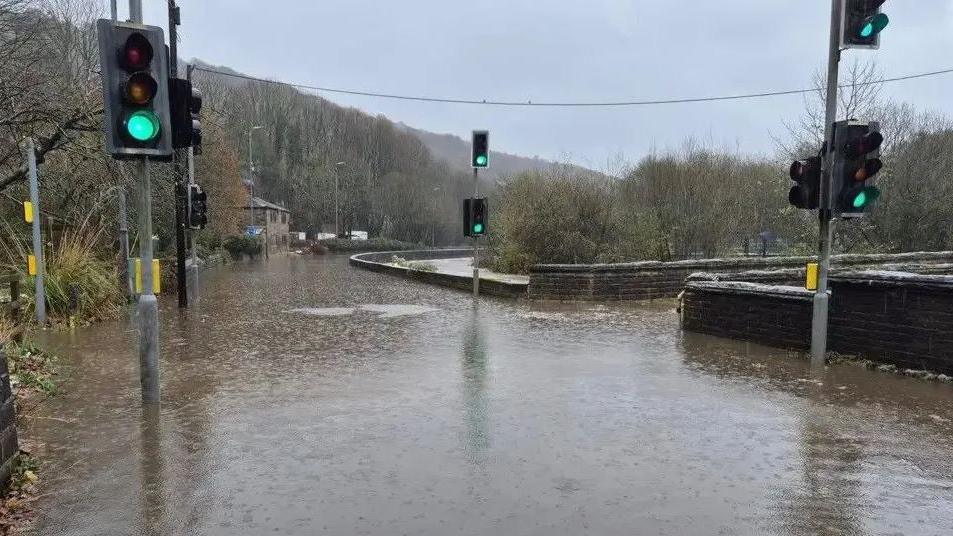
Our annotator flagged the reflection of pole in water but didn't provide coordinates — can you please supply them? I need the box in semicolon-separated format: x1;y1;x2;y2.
779;395;865;535
461;305;489;465
139;405;166;536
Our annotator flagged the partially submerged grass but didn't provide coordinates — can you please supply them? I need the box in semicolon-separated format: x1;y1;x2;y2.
390;256;437;272
0;210;124;327
6;343;58;397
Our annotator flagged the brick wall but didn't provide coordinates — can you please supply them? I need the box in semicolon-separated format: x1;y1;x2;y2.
0;346;18;487
530;251;953;301
681;272;953;374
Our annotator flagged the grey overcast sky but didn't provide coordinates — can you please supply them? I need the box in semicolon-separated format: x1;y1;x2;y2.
134;1;953;169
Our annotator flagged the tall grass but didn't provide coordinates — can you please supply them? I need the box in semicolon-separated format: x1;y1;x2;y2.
1;206;124;326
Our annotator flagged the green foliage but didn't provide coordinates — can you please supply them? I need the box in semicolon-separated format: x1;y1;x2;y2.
6;343;58;396
489;151;810;273
223;236;262;259
0;216;124;325
319;238;420;253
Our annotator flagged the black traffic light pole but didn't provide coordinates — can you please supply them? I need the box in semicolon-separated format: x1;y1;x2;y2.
168;0;188;308
472;167;480;297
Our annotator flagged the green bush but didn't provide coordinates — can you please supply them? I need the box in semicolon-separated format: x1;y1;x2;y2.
223;236;262;259
319;237;420;253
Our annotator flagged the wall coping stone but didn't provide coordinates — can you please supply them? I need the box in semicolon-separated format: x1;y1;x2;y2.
532;251;953;274
684;280;815;300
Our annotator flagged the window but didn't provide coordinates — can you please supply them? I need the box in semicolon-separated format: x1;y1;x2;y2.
281;213;287;224
270;210;276;223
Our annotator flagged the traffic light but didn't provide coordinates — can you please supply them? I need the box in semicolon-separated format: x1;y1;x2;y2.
187;183;208;229
472;130;489;168
832;120;883;217
788;155;822;210
462;198;488;237
96;19;173;159
841;0;889;49
471;197;487;236
170;78;203;154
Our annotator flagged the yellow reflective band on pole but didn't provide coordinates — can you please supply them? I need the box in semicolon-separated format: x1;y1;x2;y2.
806;262;819;291
23;201;33;224
27;255;36;276
133;258;161;294
152;259;161;294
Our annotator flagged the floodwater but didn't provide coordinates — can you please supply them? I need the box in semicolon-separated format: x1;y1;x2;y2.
22;255;953;535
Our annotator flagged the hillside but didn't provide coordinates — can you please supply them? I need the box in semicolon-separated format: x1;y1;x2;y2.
397;124;564;181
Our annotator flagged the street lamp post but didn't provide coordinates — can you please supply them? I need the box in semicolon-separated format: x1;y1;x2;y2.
247;126;263;229
431;186;440;247
335;161;345;238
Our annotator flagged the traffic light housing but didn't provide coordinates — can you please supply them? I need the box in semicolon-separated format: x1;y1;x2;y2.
170;78;203;154
463;198;488;237
788;156;822;210
187;183;208;230
832;120;883;217
96;19;173;159
841;0;888;49
472;130;489;168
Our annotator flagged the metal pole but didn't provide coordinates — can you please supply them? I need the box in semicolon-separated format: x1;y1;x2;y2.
335;171;340;238
26;139;46;325
138;158;160;403
187;146;199;298
472;168;480;297
186;65;199;299
129;0;141;23
110;0;117;21
811;0;843;367
118;185;132;298
247;129;254;228
169;0;188;309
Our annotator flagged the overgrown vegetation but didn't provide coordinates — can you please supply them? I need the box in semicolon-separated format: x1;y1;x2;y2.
6;343;58;396
222;236;262;260
320;238;420;253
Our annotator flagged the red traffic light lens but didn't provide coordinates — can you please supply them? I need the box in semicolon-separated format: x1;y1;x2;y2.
123;72;158;105
120;33;153;71
846;131;884;157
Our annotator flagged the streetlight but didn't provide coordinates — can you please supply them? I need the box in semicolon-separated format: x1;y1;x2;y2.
247;125;263;229
431;186;440;247
334;161;345;238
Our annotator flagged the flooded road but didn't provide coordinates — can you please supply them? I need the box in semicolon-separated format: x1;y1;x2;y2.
22;255;953;535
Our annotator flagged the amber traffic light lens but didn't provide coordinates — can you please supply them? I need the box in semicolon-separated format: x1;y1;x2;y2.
123;72;158;105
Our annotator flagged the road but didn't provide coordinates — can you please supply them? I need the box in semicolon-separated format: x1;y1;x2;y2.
23;255;953;535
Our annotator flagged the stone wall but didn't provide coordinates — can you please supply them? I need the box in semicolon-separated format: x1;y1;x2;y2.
350;250;528;299
0;346;18;487
681;271;953;374
529;251;953;301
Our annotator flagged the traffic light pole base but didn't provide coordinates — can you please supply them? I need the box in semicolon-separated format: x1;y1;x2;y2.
138;294;160;403
810;290;829;369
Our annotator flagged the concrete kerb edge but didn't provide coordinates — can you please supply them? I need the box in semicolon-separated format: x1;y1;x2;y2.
349;250;528;299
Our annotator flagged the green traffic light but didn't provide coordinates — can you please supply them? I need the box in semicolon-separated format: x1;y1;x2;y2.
125;110;160;142
851;187;881;209
473;223;484;234
475;155;488;167
859;13;889;38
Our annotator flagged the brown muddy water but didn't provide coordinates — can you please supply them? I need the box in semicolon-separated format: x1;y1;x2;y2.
21;255;953;535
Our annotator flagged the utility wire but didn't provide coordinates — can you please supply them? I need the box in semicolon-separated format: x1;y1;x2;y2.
192;65;953;108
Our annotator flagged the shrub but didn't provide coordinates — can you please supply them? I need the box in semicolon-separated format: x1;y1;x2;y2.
223;236;262;259
319;237;420;253
1;217;124;324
